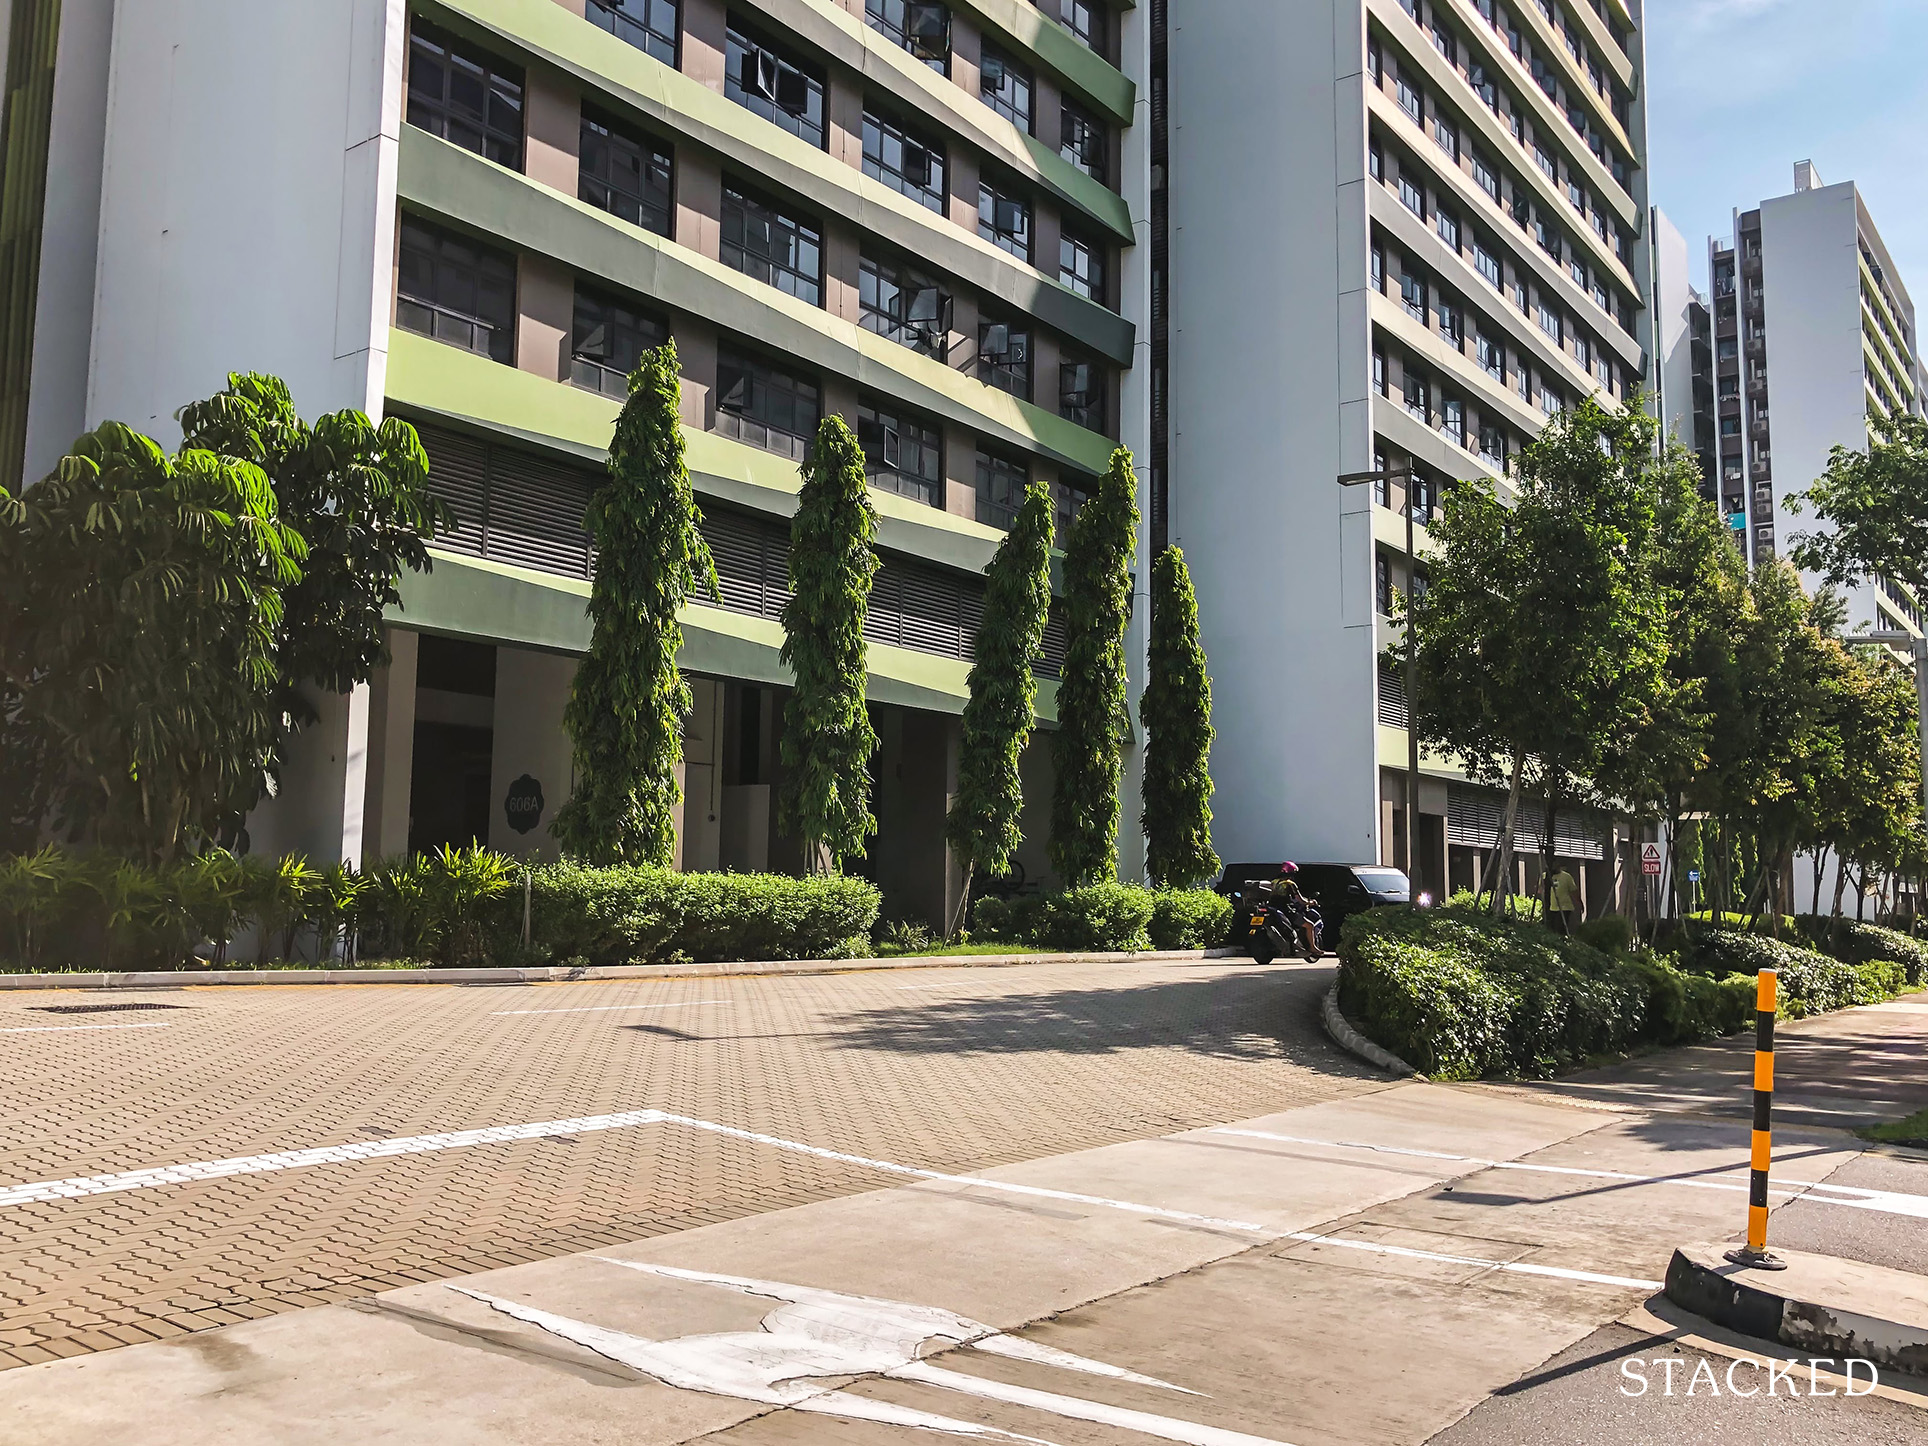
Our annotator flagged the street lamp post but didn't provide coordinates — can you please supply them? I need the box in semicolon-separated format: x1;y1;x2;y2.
1339;464;1420;894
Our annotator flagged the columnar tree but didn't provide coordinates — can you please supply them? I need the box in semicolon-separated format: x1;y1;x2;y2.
0;424;305;862
1140;545;1218;888
554;341;719;865
1409;398;1669;917
946;478;1054;931
1051;446;1140;887
779;416;880;873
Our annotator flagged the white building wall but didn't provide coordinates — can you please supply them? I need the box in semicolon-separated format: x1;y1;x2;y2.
1167;0;1380;868
86;0;404;440
1758;181;1881;628
1650;208;1696;449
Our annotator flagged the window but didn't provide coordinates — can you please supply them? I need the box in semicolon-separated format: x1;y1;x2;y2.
1060;0;1103;51
977;316;1031;398
980;45;1032;131
1592;277;1610;313
1567;178;1585;212
1569;258;1587;289
1399;175;1425;219
1441;396;1465;445
979;179;1032;260
859;254;951;359
1403;367;1430;421
1370;245;1384;292
1479;423;1504;469
1717;337;1738;360
579;111;673;237
570;289;668;397
1438;297;1463;349
721;182;821;304
1721;417;1741;437
1060;353;1105;432
1060;228;1106;303
724;24;825;147
862;110;946;212
1436;208;1460;253
1477;332;1503;378
1373;449;1391;507
1574;334;1592;372
1373;350;1388;396
407;23;524;169
866;0;950;69
975;448;1029;529
396;217;517;363
1469;64;1497;110
1376;552;1393;616
1537;300;1561;343
1369;144;1383;182
1473;239;1500;289
587;0;678;66
1368;42;1382;84
1396;73;1422;123
1471;152;1498;199
715;347;820;460
857;400;943;506
1539;379;1562;416
1431;18;1457;65
1433;114;1458;162
1534;143;1555;180
1061;99;1107;183
1401;270;1426;322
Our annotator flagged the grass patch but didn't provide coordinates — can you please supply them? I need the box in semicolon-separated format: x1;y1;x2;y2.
1859;1108;1928;1149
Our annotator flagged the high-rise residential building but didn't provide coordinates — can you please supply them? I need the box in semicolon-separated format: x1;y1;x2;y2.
1704;163;1924;633
1165;0;1652;906
1650;206;1715;502
0;0;1150;926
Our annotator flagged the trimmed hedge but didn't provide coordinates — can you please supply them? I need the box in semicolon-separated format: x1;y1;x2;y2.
1795;915;1927;989
1337;909;1753;1080
974;884;1227;952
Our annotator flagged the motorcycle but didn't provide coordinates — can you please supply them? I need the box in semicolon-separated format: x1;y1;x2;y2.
1246;894;1323;964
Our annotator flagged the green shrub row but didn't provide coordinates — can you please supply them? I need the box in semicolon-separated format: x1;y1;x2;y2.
0;844;881;970
1793;915;1927;988
973;883;1231;952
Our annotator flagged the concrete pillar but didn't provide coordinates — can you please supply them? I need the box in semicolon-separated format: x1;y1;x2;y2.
487;646;579;861
362;628;419;862
1032;329;1062;415
823;217;863;326
681;0;728;91
1034;73;1062;158
823;373;860;429
674;677;724;872
948;13;981;100
943;422;977;520
1032;201;1062;284
516;252;575;383
523;68;581;195
245;684;371;868
675;314;719;428
947;146;980;235
675;149;723;263
826;73;865;173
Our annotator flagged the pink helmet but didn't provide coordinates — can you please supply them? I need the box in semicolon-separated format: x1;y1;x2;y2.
1278;861;1299;874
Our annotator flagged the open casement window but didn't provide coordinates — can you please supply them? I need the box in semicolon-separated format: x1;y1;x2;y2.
978;180;1032;262
715;347;821;462
724;24;825;146
570;290;669;398
1059;354;1105;433
1061;99;1107;184
866;0;951;69
1059;0;1104;53
407;22;524;170
587;0;678;67
977;319;1032;399
859;254;953;360
974;448;1029;530
979;45;1033;132
862;110;946;213
1060;228;1107;304
857;400;944;507
396;217;517;365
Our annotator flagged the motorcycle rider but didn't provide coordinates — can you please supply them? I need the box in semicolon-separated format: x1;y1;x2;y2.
1260;862;1320;958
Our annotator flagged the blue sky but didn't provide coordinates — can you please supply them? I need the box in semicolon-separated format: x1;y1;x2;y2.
1644;0;1928;297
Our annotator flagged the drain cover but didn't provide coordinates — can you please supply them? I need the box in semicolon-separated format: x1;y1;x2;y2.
31;1001;188;1015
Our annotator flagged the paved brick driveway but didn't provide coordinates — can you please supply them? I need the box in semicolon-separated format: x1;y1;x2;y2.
0;959;1386;1369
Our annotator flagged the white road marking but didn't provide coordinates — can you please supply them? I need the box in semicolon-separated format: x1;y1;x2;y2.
1213;1129;1928;1220
0;1021;174;1035
1275;1228;1661;1290
490;1001;724;1017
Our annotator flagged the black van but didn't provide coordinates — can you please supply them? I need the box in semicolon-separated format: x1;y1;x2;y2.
1216;862;1411;948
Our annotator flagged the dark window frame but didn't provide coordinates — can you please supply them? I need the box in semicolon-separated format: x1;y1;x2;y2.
861;108;947;213
865;0;951;71
1060;97;1107;184
586;0;679;67
974;447;1029;530
977;314;1032;399
857;398;944;506
859;252;953;360
1060;227;1106;304
724;21;827;148
1059;352;1106;433
978;178;1032;262
578;110;674;238
721;180;823;306
396;216;518;364
570;288;669;397
406;22;525;170
715;346;822;461
979;44;1033;132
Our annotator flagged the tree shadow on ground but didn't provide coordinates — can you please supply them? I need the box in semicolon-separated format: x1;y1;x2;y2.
816;966;1385;1073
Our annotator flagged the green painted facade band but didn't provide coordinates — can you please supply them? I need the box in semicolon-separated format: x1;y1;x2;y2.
0;0;61;488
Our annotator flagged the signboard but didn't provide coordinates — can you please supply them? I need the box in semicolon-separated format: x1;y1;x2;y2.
504;774;546;835
1728;511;1747;531
1687;869;1701;883
1640;842;1663;877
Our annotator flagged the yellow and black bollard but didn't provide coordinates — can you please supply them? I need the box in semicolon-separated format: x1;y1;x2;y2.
1726;968;1787;1270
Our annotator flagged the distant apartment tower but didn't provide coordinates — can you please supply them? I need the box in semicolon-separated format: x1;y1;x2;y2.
1650;207;1715;501
0;0;1150;925
1706;163;1924;631
1166;0;1652;905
